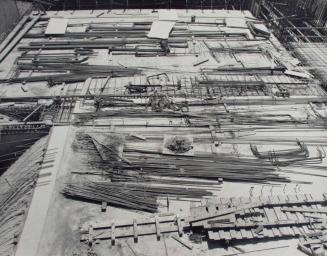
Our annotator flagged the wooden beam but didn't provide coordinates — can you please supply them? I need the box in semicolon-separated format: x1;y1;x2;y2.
172;235;193;250
282;207;327;214
133;219;138;242
0;15;29;55
0;15;40;63
155;216;161;239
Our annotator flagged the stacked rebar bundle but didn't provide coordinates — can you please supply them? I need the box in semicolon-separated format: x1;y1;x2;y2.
17;63;141;74
117;153;290;183
5;63;142;84
62;181;212;212
74;133;291;184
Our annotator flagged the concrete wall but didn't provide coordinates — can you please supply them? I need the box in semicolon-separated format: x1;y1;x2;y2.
16;0;33;16
0;0;20;42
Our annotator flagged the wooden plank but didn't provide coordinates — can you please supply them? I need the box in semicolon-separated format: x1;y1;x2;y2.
84;221;180;240
155;216;161;239
245;229;253;239
234;230;243;240
208;231;220;240
279;227;290;236
285;211;295;221
277;195;287;204
172;235;193;250
84;215;181;231
254;225;264;234
277;207;288;221
282;207;327;214
207;218;320;229
240;229;247;239
272;227;282;237
292;226;301;236
303;194;311;202
287;195;297;204
0;15;29;55
286;226;295;236
133;219;138;241
265;207;277;222
224;230;232;240
111;221;115;245
176;216;183;236
101;201;107;212
263;228;274;238
218;229;227;240
229;229;238;239
250;229;258;238
302;225;310;235
297;194;306;202
273;207;281;220
298;227;306;236
88;225;93;244
189;202;262;225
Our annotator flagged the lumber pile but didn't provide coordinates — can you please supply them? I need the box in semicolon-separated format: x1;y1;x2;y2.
73;132;291;184
5;63;142;85
79;194;327;247
190;194;327;243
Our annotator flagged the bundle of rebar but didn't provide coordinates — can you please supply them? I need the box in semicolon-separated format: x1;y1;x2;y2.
17;63;142;74
18;38;188;50
74;133;291;184
62;181;212;212
117;153;291;183
5;64;142;84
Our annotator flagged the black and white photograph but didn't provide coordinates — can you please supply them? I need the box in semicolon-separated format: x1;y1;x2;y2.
1;1;327;256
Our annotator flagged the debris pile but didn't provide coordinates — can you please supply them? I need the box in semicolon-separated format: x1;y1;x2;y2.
165;136;193;153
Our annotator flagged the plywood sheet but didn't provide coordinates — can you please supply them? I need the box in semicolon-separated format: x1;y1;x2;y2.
45;18;68;35
147;21;175;39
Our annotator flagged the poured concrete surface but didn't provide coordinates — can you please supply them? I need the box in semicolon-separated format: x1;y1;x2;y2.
15;126;69;256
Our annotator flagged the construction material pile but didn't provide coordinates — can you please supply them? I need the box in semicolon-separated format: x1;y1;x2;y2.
109;151;292;183
80;193;327;250
62;181;212;213
4;62;142;85
74;133;292;184
189;194;327;243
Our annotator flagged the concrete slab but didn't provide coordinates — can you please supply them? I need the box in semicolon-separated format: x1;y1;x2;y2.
15;126;69;256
